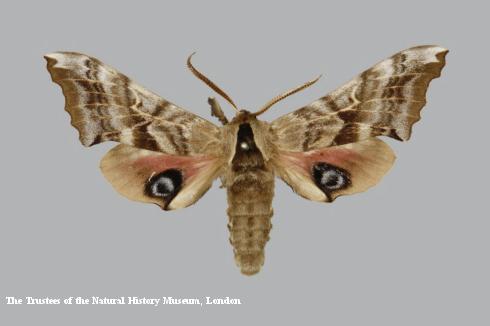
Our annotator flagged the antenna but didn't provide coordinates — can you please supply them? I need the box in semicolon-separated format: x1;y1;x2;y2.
253;75;321;116
187;53;239;112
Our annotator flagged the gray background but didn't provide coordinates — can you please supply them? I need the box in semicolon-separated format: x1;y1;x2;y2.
1;0;488;324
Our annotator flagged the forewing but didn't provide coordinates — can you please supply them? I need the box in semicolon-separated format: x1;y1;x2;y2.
273;139;395;202
100;144;223;210
271;45;448;151
45;52;221;155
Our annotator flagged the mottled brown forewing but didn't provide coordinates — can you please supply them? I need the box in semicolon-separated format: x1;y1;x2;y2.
271;45;448;152
45;52;221;156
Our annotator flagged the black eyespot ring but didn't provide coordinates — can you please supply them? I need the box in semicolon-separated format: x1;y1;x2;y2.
145;169;183;200
312;162;351;197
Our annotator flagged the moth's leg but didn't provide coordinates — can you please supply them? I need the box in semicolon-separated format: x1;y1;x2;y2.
208;97;229;125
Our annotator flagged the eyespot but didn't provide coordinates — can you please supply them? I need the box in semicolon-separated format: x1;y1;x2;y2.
320;169;345;190
312;163;350;193
145;169;183;199
151;177;174;197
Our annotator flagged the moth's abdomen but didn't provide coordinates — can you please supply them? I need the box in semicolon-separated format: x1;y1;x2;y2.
227;170;274;275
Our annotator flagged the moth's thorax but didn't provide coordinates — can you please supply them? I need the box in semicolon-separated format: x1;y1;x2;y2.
221;109;273;195
232;123;265;170
220;109;275;166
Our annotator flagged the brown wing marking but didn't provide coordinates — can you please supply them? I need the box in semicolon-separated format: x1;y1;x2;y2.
45;52;221;156
271;45;448;151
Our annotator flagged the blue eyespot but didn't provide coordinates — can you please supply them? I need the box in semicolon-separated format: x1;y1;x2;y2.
312;163;350;193
146;169;183;199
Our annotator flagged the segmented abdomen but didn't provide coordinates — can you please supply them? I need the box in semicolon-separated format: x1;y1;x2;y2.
227;169;274;275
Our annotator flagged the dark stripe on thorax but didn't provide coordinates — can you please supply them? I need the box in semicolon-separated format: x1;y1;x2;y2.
232;123;266;172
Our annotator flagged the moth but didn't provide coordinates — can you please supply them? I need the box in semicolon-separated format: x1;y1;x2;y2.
45;45;447;275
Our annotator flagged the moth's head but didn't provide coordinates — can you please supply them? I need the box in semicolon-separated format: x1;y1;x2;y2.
187;53;321;123
229;109;256;124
